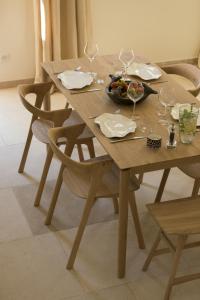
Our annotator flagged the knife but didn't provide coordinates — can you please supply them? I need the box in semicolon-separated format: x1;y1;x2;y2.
70;88;102;94
110;136;146;143
148;80;168;85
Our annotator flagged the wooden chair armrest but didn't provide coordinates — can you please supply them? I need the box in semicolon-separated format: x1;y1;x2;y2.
47;108;72;127
162;63;200;96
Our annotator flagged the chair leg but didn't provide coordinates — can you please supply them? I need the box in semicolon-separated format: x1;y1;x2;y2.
138;173;144;184
155;169;171;203
86;139;95;158
45;143;75;224
129;191;145;249
77;144;84;161
143;230;162;271
192;178;200;197
67;195;95;269
34;147;53;207
18;128;33;173
164;235;187;300
112;196;119;214
45;164;64;225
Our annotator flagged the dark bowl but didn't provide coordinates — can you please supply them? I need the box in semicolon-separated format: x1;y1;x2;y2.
106;82;158;105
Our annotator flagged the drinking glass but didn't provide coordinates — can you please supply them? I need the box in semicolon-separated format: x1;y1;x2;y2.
179;104;199;144
157;87;176;126
127;81;144;121
84;42;99;80
119;48;135;79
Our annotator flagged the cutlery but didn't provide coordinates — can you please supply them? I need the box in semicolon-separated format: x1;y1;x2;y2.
74;66;81;71
88;115;100;119
148;80;168;85
110;136;146;143
70;88;102;95
88;110;121;119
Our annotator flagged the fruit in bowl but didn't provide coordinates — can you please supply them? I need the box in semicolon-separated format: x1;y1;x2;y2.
108;76;129;98
106;75;157;105
127;81;144;100
109;78;128;98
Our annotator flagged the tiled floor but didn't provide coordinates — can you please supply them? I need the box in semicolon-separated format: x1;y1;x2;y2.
0;87;200;299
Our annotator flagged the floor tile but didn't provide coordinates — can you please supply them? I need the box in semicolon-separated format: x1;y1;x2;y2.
128;271;200;300
0;188;32;243
0;135;5;146
13;180;118;236
0;141;60;189
0;233;84;300
54;219;149;292
128;273;166;300
65;284;135;300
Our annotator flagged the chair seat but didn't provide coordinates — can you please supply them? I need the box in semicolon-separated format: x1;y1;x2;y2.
167;74;195;91
63;155;140;199
162;63;200;97
178;163;200;179
147;197;200;235
32;110;94;144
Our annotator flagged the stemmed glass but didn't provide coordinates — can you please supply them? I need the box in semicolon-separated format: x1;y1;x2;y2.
84;42;99;81
119;48;135;79
127;81;144;121
157;87;175;126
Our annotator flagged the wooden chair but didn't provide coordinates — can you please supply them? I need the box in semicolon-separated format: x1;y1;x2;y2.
155;64;200;203
143;197;200;300
155;163;200;203
46;124;145;270
18;82;95;207
162;63;200;97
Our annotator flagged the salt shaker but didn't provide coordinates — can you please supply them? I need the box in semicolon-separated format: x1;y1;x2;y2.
167;123;177;149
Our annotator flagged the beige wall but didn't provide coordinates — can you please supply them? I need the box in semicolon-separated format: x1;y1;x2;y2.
91;0;200;62
0;0;200;82
0;0;35;82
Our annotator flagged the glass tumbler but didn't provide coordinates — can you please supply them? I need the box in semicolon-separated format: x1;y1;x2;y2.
179;104;199;144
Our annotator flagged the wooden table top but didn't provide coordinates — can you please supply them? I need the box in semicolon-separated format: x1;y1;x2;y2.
42;55;200;171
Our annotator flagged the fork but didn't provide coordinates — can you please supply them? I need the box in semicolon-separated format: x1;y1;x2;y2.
110;136;146;143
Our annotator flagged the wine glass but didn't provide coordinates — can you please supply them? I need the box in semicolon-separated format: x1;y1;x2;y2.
127;81;144;121
84;42;99;81
119;48;135;79
157;87;175;126
157;88;168;125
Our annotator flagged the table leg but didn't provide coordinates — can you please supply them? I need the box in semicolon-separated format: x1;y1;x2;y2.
118;169;130;278
41;67;51;111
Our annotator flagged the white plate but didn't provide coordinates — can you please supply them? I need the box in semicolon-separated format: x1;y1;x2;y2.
95;113;136;138
171;103;200;126
127;63;162;80
57;70;93;89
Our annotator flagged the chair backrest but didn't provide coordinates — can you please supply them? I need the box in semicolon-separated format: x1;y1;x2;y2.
18;82;71;126
19;82;52;110
162;63;200;96
48;125;112;197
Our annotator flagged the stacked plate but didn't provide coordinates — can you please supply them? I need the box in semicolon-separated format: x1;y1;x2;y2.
127;63;162;80
95;113;136;138
57;70;93;89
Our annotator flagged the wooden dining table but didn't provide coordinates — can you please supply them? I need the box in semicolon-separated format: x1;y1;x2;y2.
41;54;200;278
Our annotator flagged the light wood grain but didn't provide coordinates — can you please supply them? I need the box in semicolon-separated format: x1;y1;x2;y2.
47;125;142;270
147;197;200;235
144;197;200;299
42;55;200;172
42;54;200;279
18;82;95;207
